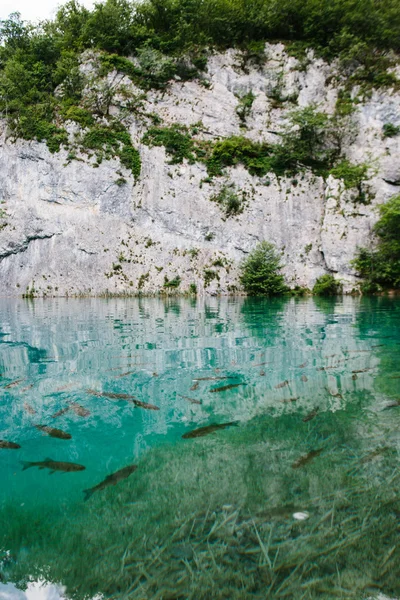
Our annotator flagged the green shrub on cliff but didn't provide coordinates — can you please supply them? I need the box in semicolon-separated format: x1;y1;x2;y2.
352;194;400;291
312;274;343;296
240;242;287;295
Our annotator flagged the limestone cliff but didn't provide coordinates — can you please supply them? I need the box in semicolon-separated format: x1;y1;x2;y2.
0;44;399;297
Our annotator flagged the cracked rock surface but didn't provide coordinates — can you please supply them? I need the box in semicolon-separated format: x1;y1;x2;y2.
0;44;399;297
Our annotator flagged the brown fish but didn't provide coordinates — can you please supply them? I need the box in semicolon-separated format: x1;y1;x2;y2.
21;458;85;473
297;362;308;369
69;402;90;417
86;390;135;401
83;464;137;501
260;370;266;376
292;448;323;469
4;379;24;389
254;362;271;367
24;402;36;415
132;399;160;411
21;384;34;392
51;407;70;418
182;422;238;439
281;397;299;403
301;375;308;382
178;394;202;405
190;382;199;391
352;374;358;381
114;371;135;379
383;400;400;410
389;375;400;379
55;383;75;392
193;377;229;382
210;383;245;393
302;407;319;422
275;380;289;389
0;440;21;449
34;425;72;440
360;447;389;464
352;368;372;374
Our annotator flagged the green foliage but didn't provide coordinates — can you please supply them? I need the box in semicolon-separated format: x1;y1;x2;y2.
236;92;255;124
239;241;287;296
142;125;199;164
382;123;400;138
203;269;219;287
329;160;370;202
163;276;182;288
353;195;400;291
329;160;369;189
312;274;343;296
211;186;243;217
189;283;197;294
206;137;273;178
62;105;94;127
81;123;141;178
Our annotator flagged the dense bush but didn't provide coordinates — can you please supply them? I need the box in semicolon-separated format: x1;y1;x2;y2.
382;123;400;138
211;186;243;217
240;241;287;295
312;274;343;295
353;195;400;291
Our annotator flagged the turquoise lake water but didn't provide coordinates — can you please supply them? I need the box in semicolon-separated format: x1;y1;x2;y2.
0;296;399;599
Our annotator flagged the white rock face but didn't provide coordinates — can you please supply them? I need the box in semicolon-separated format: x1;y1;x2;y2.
0;45;399;297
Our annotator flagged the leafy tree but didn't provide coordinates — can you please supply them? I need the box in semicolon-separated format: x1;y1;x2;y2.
240;241;287;295
353;194;400;291
312;274;342;295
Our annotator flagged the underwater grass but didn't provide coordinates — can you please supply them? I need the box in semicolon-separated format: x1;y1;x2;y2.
1;403;399;600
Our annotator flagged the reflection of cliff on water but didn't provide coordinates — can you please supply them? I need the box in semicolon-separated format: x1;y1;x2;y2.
1;297;399;599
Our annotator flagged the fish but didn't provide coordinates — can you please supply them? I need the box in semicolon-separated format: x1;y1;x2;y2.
297;362;308;368
389;375;400;379
325;389;343;398
280;397;298;403
69;402;90;417
83;464;138;501
254;362;271;367
86;390;135;401
152;372;158;377
360;447;389;464
292;448;323;469
178;394;202;405
383;400;400;410
24;402;36;415
4;379;24;389
114;371;135;379
51;407;70;418
21;458;85;473
132;399;160;411
55;383;75;392
352;368;372;374
210;383;245;393
190;382;199;391
259;370;266;376
352;374;358;381
0;440;21;449
34;425;72;440
21;384;34;392
182;422;238;439
301;375;308;382
302;407;319;422
316;367;325;372
275;380;289;389
193;377;229;382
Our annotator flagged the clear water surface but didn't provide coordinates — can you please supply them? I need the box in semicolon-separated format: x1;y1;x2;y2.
0;296;399;599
